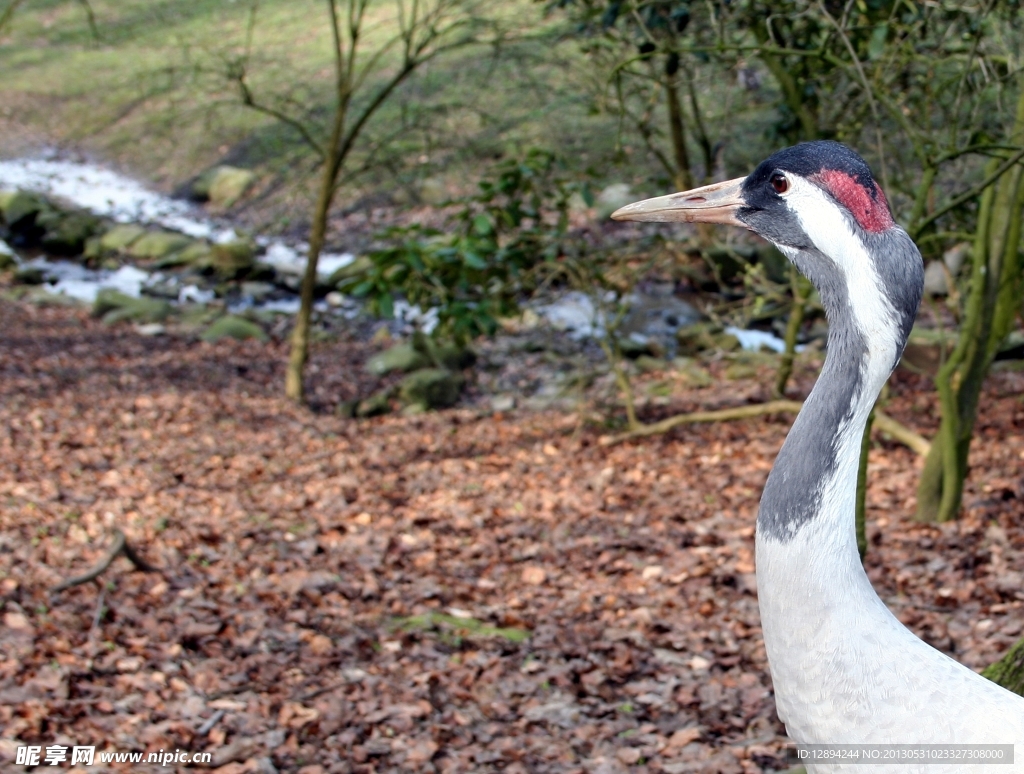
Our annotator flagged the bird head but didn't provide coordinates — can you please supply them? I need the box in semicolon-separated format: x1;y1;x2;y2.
611;140;922;349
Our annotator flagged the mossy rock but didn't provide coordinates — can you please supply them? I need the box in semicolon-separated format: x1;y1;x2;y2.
13;266;46;285
0;251;17;271
635;355;667;373
200;315;268;343
366;342;431;376
355;390;393;418
326;255;373;287
714;332;742;352
399;368;463;409
0;191;47;229
724;362;758;380
37;210;102;256
93;289;171;325
83;236;104;262
128;231;193;260
619;336;661;359
206;167;256;208
426;340;476;371
99;224;147;252
157;240;211;269
24;287;84;308
206;240;255;278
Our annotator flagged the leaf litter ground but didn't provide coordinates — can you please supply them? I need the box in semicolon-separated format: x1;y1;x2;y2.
1;301;1023;774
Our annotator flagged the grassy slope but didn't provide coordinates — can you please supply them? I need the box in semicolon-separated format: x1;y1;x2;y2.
0;3;619;200
0;1;781;235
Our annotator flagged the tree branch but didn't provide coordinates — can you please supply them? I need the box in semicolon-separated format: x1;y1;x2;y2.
235;77;326;160
910;147;1024;239
51;529;159;593
599;400;930;456
0;0;26;37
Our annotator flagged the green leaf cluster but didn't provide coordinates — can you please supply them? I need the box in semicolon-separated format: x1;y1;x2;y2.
339;149;586;343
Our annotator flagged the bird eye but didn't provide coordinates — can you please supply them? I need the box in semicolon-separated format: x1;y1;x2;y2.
771;173;789;194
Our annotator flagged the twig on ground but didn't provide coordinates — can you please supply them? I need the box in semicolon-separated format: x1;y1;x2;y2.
599;400;931;456
87;587;106;640
198;710;226;736
873;411;931;456
52;529;159;593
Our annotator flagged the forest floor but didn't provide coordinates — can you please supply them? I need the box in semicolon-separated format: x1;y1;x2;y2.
1;299;1023;774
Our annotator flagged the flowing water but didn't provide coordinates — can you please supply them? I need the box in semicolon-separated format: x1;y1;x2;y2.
0;152;789;350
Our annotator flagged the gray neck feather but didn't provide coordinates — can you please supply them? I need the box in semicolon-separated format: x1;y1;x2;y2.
758;247;867;541
757;229;922;542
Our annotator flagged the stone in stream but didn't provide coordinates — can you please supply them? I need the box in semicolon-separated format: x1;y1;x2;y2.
157;240;211;268
99;224;147;253
193;166;256;208
93;289;171;325
37;210;102;256
206;240;256;278
326;255;373;287
0;191;48;230
200;315;268;343
399;368;463;410
366;342;432;376
128;231;193;260
13;266;46;285
240;281;276;302
423;338;476;371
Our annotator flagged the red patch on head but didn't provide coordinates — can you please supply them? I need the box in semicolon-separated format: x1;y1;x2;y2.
815;169;894;233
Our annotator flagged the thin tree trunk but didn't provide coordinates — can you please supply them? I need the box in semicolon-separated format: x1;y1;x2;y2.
285;161;338;401
855;408;874;562
983;637;1024;697
916;90;1024;521
665;69;694;192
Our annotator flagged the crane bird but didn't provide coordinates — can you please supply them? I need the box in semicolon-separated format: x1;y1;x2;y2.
612;141;1024;769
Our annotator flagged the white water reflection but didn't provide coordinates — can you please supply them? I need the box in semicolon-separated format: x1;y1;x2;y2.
23;258;149;303
0;154;357;309
0;156;218;238
260;241;355;279
725;325;798;353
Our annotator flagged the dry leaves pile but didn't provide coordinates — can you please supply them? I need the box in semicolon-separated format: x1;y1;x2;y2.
1;301;1022;774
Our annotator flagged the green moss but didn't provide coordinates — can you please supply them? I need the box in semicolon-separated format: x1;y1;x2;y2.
982;636;1024;697
390;612;529;646
200;315;268;342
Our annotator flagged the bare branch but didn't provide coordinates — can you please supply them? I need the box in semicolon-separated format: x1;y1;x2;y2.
600;401;930;456
817;1;888;191
76;0;100;41
235;76;326;160
911;146;1024;239
0;0;27;37
52;529;159;593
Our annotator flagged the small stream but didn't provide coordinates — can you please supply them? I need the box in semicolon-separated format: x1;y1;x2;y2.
0;151;791;352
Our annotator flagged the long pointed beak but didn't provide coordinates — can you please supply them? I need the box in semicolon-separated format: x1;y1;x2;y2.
610;176;747;226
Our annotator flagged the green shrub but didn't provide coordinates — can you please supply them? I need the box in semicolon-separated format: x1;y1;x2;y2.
340;150;589;344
